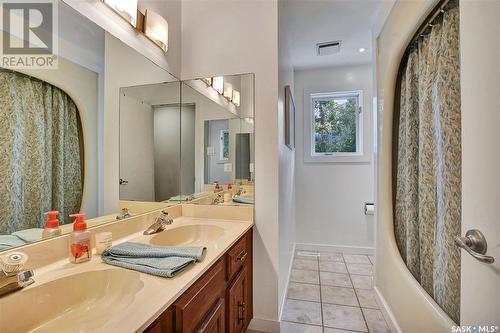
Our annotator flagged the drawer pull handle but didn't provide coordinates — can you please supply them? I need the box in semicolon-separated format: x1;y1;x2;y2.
237;251;247;262
238;301;246;322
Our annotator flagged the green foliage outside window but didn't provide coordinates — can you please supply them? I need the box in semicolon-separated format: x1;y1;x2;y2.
313;96;357;153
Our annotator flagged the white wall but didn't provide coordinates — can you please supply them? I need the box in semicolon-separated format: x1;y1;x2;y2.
181;1;280;329
294;65;374;248
64;0;181;78
277;0;296;317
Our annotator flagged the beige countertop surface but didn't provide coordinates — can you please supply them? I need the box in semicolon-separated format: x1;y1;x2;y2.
0;216;253;333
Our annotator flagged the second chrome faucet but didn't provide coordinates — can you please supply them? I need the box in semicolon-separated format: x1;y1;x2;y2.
143;210;173;235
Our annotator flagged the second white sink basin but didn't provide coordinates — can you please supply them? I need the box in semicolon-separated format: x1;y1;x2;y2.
150;225;224;246
0;269;143;333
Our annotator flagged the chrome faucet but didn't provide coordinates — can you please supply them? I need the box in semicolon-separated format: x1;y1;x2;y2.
211;194;224;205
0;252;35;297
143;210;173;235
116;208;132;220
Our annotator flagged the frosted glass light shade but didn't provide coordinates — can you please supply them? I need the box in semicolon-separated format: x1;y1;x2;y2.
103;0;138;26
223;82;233;100
212;77;224;94
144;9;169;52
232;90;241;106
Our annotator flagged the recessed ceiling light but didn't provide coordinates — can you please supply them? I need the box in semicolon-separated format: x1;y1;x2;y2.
359;48;366;53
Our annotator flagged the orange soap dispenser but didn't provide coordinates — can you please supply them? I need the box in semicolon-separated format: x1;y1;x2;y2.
68;213;92;263
42;210;61;239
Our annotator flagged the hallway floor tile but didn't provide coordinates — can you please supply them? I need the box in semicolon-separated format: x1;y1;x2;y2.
281;251;391;333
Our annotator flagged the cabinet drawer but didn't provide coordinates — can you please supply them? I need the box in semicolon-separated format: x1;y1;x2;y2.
174;259;226;333
227;235;248;281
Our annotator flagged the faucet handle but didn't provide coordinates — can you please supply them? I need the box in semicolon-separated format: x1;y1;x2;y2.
157;210;173;225
17;269;35;288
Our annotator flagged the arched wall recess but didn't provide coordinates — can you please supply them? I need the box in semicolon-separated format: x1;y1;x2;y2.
375;0;460;331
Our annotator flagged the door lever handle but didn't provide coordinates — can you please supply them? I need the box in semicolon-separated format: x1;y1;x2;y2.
454;229;495;264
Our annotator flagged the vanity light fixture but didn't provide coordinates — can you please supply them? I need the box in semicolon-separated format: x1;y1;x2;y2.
144;9;169;52
223;82;233;100
232;90;241;106
203;78;213;86
212;77;224;94
102;0;138;27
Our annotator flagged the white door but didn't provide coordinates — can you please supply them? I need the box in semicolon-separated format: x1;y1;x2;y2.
459;0;500;326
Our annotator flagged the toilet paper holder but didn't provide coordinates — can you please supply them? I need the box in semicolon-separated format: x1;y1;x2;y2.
364;202;375;215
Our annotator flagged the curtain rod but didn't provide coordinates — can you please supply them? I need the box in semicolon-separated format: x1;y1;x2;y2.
408;0;453;46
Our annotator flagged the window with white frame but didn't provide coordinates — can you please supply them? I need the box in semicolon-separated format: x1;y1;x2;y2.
305;90;366;162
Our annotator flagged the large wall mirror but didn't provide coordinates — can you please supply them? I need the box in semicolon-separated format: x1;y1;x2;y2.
119;74;255;207
119;82;181;205
180;75;255;205
0;0;179;251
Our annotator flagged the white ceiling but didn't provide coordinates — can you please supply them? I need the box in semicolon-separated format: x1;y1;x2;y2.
281;0;394;70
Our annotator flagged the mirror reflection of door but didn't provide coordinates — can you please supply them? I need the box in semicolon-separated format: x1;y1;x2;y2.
153;105;181;202
180;104;196;196
235;133;251;180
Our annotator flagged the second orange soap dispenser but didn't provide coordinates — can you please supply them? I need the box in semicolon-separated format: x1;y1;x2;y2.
68;212;92;263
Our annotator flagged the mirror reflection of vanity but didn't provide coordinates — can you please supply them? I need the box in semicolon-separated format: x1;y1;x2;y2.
0;0;254;252
0;1;179;250
119;75;255;207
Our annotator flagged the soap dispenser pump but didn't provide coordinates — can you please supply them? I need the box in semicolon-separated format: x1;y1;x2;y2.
68;213;92;263
42;211;61;239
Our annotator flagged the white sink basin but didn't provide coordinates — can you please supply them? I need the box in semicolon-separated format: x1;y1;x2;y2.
150;225;224;246
0;269;143;333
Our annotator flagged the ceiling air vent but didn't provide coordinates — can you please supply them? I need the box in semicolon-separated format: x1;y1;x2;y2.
316;40;341;56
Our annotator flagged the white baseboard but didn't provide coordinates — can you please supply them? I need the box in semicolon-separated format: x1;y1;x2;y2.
373;286;402;333
248;318;280;332
295;242;375;255
279;243;296;320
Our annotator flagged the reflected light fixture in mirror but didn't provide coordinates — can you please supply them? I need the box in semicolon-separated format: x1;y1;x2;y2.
103;0;138;26
212;76;224;94
232;90;240;106
144;9;169;52
223;82;233;100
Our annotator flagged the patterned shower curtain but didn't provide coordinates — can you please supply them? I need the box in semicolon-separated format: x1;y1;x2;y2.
0;69;83;234
394;1;461;324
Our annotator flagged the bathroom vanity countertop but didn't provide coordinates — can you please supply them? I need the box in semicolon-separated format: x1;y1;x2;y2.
0;216;253;333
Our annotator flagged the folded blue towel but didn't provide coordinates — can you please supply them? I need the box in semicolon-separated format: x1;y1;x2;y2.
0;235;27;250
101;242;206;277
12;228;44;243
232;196;254;204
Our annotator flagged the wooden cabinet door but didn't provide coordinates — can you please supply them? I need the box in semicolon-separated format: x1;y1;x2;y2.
143;307;173;333
227;266;248;333
198;298;225;333
174;259;226;333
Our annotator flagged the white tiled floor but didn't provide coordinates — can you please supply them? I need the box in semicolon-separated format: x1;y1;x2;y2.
280;251;391;333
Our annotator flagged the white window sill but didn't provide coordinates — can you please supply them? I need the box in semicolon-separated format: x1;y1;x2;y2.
304;152;371;164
